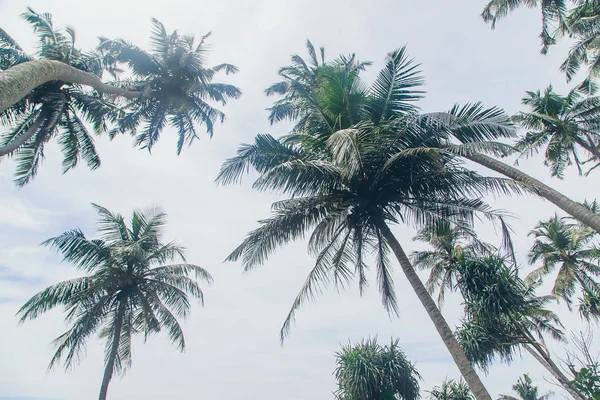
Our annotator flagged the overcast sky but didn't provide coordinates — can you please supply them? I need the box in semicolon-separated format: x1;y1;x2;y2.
0;0;597;399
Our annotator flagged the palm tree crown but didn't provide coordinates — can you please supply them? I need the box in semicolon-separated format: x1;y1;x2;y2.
526;214;600;313
334;338;421;400
98;19;241;154
18;204;212;400
411;221;494;307
499;374;554;400
0;8;112;185
427;379;474;400
513;86;600;177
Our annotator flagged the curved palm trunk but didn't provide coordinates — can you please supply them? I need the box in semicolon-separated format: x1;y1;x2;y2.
98;301;126;400
524;345;583;400
376;220;492;400
575;137;600;163
0;60;142;114
462;152;600;234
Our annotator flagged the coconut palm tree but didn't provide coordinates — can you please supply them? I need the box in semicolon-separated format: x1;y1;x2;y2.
0;10;240;183
97;19;241;154
527;214;600;313
499;374;554;400
0;8;114;185
334;338;421;400
18;204;212;400
481;0;569;53
513;86;600;177
411;221;495;306
427;379;474;400
454;254;582;399
218;44;525;400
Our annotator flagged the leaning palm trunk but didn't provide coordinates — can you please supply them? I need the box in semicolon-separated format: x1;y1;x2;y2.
376;220;492;400
98;301;126;400
0;60;142;115
462;152;600;234
524;345;583;400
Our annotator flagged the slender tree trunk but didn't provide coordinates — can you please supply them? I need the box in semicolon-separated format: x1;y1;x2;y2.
0;60;142;114
98;301;126;400
462;152;600;234
375;219;492;400
0;109;46;157
524;344;583;400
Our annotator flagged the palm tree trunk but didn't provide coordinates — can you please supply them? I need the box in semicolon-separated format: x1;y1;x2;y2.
0;60;142;114
375;219;492;400
98;301;126;400
524;344;583;400
462;152;600;234
0;109;47;157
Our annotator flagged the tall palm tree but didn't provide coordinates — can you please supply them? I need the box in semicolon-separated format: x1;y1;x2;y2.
499;374;554;400
427;379;474;400
481;0;570;53
218;43;523;400
454;254;582;399
527;214;600;314
334;338;421;400
98;19;241;154
411;221;495;306
0;8;113;185
18;204;212;400
513;86;600;177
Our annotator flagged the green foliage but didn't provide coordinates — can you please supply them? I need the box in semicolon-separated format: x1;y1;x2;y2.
0;9;240;184
18;204;212;381
570;365;600;399
427;379;473;400
218;43;520;342
513;86;600;177
98;19;241;154
0;8;111;185
498;374;554;400
526;214;600;318
334;338;420;400
411;220;495;307
455;255;564;371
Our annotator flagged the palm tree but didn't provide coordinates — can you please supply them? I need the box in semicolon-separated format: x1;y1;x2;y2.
427;379;474;400
334;338;421;400
97;19;241;154
0;10;240;182
411;221;495;306
527;214;600;314
218;43;524;400
0;8;114;185
513;86;600;177
454;254;582;399
499;374;554;400
18;204;212;400
481;0;569;53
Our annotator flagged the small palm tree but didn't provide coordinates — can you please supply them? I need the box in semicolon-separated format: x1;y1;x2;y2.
18;204;213;400
481;0;569;53
427;379;474;400
334;338;421;400
499;374;554;400
411;221;495;306
513;86;600;177
0;8;113;185
98;19;241;154
527;214;600;312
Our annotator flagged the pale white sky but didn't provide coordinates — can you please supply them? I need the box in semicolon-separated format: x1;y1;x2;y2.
0;0;596;399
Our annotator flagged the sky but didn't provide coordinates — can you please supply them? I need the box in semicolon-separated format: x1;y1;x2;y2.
0;0;597;399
